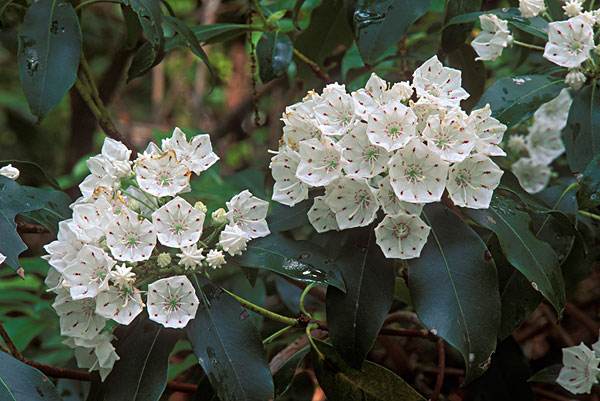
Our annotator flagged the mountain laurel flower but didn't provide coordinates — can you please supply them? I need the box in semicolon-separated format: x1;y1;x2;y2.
44;221;84;273
339;123;391;178
375;213;431;259
270;148;309;206
135;151;190;197
412;55;469;107
307;196;340;233
65;333;119;381
422;110;475;162
53;294;106;340
106;209;157;262
472;14;513;61
226;190;270;239
467;104;507;157
152;196;205;248
62;245;116;300
79;138;132;199
95;286;144;325
507;135;528;154
161;127;219;175
314;83;357;137
296;137;344;187
219;224;251;256
367;102;418;152
446;154;503;209
375;176;424;217
281;95;323;150
526;123;566;164
109;264;136;289
557;342;600;394
512;157;552;194
565;69;587;90
177;245;205;270
69;198;113;244
544;16;595;68
147;276;199;329
519;0;545;18
563;0;583;18
0;252;5;265
0;164;19;180
324;177;379;229
388;139;449;203
157;253;172;268
205;249;226;269
352;73;413;118
211;208;228;225
533;89;573;131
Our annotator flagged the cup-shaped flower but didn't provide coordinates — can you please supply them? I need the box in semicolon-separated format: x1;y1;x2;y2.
412;55;469;107
512;157;551;194
219;224;251;256
135;150;190;197
447;154;503;209
270;148;309;207
226;190;270;238
388;139;449;203
63;245;116;300
66;332;119;381
152;196;205;248
68;198;113;244
95;286;144;325
472;14;512;61
422;109;475;163
314;83;357;137
544;16;595;68
324;177;379;229
307;196;339;233
375;176;424;216
296;137;344;187
339;123;391;178
0;164;19;180
161;127;219;175
53;293;106;340
375;213;431;259
44;220;84;272
467;104;507;157
533;89;572;131
519;0;545;18
526;123;565;165
106;210;157;262
367;102;418;152
282;94;323;150
557;343;600;394
147;275;199;329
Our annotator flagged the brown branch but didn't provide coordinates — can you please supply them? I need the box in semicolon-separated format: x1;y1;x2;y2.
431;339;446;401
378;327;437;340
532;387;575;401
17;221;49;234
292;48;331;82
565;303;600;335
541;305;576;347
0;323;23;361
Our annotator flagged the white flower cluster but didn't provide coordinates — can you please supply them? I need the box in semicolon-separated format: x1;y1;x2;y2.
43;129;270;380
0;163;19;180
473;2;599;90
269;56;506;260
557;335;600;395
508;89;572;194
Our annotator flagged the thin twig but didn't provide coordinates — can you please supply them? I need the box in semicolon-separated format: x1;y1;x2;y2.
293;48;332;82
565;303;600;335
0;323;23;360
431;339;446;401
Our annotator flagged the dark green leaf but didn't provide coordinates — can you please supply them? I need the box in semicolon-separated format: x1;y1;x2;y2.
408;203;500;382
0;160;60;189
0;351;62;401
186;277;274;401
564;82;600;173
273;346;310;398
268;200;311;232
121;5;142;50
476;74;564;128
232;233;346;291
498;270;541;339
326;232;394;368
528;364;562;384
163;16;213;77
445;8;548;40
191;23;251;44
446;44;485;111
441;0;482;53
17;0;81;119
466;193;566;314
128;40;164;81
256;31;293;83
311;339;425;401
0;176;71;271
353;0;431;64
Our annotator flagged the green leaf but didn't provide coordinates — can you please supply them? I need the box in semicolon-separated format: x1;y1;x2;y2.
528;364;562;384
268;200;311;232
163;16;213;77
441;0;482;53
100;318;178;401
186;277;274;401
0;160;60;189
273;346;310;398
0;176;71;271
498;270;541;339
445;8;548;40
476;74;564;128
17;0;81;120
0;351;63;401
257;31;293;83
446;44;485;111
311;339;425;401
232;233;346;291
191;23;251;44
353;0;431;65
466;193;566;314
408;203;500;382
564;81;600;173
326;232;394;368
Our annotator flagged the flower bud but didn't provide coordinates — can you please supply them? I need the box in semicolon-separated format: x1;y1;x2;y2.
157;252;172;268
565;69;586;90
194;201;208;213
211;208;228;224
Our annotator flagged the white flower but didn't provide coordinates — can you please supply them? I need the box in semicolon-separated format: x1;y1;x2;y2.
152;196;205;248
472;14;512;61
95;286;144;325
512;157;551;194
324;177;379;229
0;252;5;265
352;73;413;119
389;82;414;102
281;93;323;150
447;154;503;209
519;0;545;18
566;69;587;90
296;137;344;187
211;208;228;225
533;89;573;131
226;190;270;239
366;102;418;152
66;332;119;381
412;55;469;107
409;98;446;135
161;127;219;175
79;138;132;198
53;293;106;339
388;139;449;203
544;16;595;68
177;245;205;269
157;253;172;268
219;224;251;256
557;343;600;394
507;135;528;153
0;164;19;180
270;148;309;206
68;197;113;244
147;275;199;329
62;245;116;300
374;213;431;259
314;83;357;137
43;221;84;272
307;196;339;233
563;0;583;18
339;123;391;178
526;123;565;164
135;151;190;197
422;109;475;162
467;104;507;157
375;176;424;216
106;209;157;262
206;249;226;269
109;264;136;289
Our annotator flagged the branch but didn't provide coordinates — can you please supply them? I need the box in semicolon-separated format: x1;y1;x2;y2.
293;48;331;82
0;322;23;360
431;339;446;401
17;222;49;234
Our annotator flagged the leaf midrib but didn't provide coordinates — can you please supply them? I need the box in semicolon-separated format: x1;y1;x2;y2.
0;374;17;401
130;327;161;401
498;78;563;123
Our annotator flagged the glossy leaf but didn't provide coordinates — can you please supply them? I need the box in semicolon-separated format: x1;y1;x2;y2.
17;0;81;119
353;0;432;64
163;16;212;76
445;8;548;40
0;176;71;271
476;75;564;128
441;0;482;53
191;23;251;44
326;232;395;368
498;270;541;339
0;351;62;401
186;277;274;401
257;31;293;83
408;203;500;382
273;346;310;398
268;200;311;232
311;339;425;401
564;82;600;173
232;233;346;291
466;193;566;314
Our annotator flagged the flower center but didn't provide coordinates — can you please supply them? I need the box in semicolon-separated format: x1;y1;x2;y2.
157;171;172;187
453;169;472;188
404;164;424;183
393;223;410;240
354;189;371;207
363;146;380;163
387;125;401;138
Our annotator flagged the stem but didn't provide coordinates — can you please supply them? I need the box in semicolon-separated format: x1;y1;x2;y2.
0;322;22;361
513;40;545;51
202;223;226;247
263;325;295;345
299;282;317;318
305;322;324;359
221;288;299;326
75;0;122;10
578;210;600;221
251;0;270;27
431;339;446;401
293;48;331;82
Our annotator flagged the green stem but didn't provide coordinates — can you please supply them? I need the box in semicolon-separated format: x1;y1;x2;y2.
75;0;122;10
263;325;295;344
299;282;317;318
122;190;156;214
305;322;324;359
221;288;299;326
513;40;545;51
251;0;270;27
591;0;596;10
578;210;600;221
